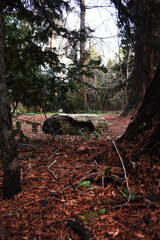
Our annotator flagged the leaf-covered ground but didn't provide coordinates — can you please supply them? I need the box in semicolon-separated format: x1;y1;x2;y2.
0;114;159;239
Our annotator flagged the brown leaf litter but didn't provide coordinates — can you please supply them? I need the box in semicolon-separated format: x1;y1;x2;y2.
0;114;159;239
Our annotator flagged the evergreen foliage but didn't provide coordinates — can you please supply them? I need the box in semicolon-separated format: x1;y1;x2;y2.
3;1;106;113
3;1;71;112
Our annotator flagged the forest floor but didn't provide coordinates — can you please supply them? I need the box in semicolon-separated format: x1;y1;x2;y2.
0;113;159;240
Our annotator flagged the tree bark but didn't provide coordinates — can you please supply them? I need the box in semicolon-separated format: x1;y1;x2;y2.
0;5;21;199
130;0;159;105
112;0;160;108
119;63;160;158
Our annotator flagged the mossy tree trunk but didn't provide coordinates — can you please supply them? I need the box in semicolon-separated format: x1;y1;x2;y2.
0;6;21;199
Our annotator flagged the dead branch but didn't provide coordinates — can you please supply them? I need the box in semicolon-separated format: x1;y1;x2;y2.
69;174;77;191
58;171;104;192
18;143;41;149
50;163;102;170
47;159;58;179
101;197;144;207
112;140;131;204
100;193;160;208
43;112;60;141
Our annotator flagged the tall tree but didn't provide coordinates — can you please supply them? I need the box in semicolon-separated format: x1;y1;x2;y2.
133;0;160;101
111;0;160;108
80;0;87;107
0;4;21;199
111;0;160;164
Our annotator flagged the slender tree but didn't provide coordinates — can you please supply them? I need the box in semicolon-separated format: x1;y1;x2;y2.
80;0;87;107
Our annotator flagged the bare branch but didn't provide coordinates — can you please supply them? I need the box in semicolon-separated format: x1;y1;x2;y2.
47;159;58;180
112;140;131;204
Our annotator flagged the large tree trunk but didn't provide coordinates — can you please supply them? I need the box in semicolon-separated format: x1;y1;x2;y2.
134;1;155;94
0;6;21;199
112;0;159;108
119;63;160;158
129;0;159;107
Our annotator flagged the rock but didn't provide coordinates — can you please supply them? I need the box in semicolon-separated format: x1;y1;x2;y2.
42;114;108;135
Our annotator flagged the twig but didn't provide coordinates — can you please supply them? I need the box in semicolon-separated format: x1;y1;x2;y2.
18;143;41;149
32;165;45;172
101;196;145;207
94;159;101;167
102;175;104;188
112;141;131;204
50;163;101;170
20;168;23;185
47;146;60;160
43;112;60;141
69;174;77;191
58;171;104;191
47;160;58;179
90;206;97;226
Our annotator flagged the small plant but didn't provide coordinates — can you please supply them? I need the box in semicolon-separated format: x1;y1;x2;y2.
92;131;100;138
99;208;106;215
78;181;91;187
120;189;136;200
79;129;104;140
78;208;106;224
79;129;87;140
104;167;112;176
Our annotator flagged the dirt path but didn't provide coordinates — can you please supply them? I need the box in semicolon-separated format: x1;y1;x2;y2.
102;114;132;138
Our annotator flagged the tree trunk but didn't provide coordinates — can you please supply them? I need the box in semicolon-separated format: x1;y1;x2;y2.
80;0;87;107
130;0;159;106
0;6;21;199
119;63;160;158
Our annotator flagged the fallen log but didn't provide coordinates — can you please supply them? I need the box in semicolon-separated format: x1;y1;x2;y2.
42;114;108;135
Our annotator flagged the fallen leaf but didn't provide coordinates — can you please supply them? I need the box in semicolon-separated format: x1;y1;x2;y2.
136;232;145;238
